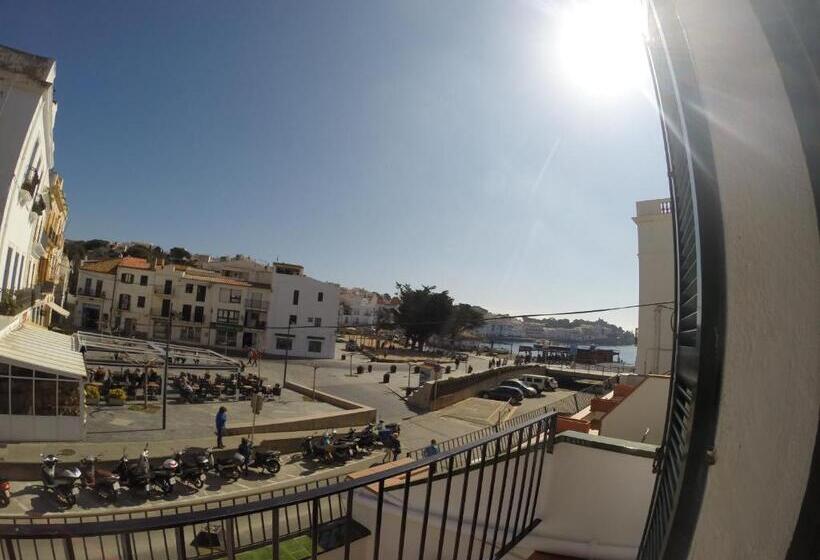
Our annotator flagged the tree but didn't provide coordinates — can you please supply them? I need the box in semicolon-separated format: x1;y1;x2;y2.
125;244;152;259
393;283;453;351
168;247;191;263
445;304;485;343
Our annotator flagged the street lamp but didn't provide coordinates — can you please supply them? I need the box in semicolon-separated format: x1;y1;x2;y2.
162;308;175;431
311;363;320;401
282;318;294;387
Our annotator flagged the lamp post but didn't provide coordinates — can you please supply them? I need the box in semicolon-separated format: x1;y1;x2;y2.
162;308;174;431
282;319;293;388
312;363;320;401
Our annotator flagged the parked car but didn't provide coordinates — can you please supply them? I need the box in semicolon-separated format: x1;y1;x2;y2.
500;379;539;398
520;374;559;392
480;386;524;404
345;340;358;351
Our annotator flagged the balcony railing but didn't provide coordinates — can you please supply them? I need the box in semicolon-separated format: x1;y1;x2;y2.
154;286;175;296
76;288;106;299
0;412;557;560
244;319;267;329
20;167;40;197
245;299;269;310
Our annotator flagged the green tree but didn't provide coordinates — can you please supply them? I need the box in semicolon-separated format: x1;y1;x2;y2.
168;246;191;263
124;244;152;259
393;283;453;351
444;304;485;343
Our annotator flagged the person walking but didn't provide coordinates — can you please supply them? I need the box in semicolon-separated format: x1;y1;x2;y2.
422;439;440;473
215;406;228;449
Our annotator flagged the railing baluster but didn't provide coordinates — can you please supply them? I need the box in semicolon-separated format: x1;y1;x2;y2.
436;455;456;560
344;489;354;560
466;443;488;560
489;432;515;556
397;471;412;560
223;517;236;559
523;420;543;526
452;447;473;560
62;538;75;560
119;533;134;560
501;429;525;549
373;480;385;560
271;507;280;560
512;424;535;538
175;526;187;560
417;462;435;560
311;497;320;560
478;432;503;560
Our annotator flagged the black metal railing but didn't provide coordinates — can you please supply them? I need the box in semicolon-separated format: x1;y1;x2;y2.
0;413;557;560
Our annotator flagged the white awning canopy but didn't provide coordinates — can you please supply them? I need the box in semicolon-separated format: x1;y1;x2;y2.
45;300;70;318
0;323;86;378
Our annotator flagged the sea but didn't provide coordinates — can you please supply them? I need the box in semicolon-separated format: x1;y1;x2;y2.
498;341;638;366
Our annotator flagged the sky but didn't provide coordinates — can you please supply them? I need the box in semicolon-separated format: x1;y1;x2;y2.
1;0;668;331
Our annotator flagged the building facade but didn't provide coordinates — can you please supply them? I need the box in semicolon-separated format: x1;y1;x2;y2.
338;287;398;327
632;198;675;375
0;45;69;326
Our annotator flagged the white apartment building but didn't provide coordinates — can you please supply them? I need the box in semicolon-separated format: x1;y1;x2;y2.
266;264;339;359
0;46;57;302
633;198;675;375
476;315;526;340
338;287;398;326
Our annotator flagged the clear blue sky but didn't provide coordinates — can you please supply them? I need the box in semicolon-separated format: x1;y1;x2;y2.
3;1;668;331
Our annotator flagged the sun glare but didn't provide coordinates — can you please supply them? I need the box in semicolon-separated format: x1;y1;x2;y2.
556;0;649;98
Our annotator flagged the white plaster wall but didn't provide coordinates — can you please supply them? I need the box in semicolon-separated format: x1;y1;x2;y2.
633;200;675;375
674;0;820;557
599;376;669;445
267;274;339;358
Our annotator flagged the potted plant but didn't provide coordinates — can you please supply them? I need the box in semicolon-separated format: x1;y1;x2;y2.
84;384;100;406
107;388;127;406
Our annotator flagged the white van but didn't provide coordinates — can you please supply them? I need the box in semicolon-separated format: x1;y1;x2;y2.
520;374;559;392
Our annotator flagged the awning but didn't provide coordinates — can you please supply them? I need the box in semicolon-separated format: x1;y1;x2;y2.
45;301;70;317
0;323;86;378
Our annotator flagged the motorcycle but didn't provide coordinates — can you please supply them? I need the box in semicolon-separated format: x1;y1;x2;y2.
206;448;241;482
79;455;121;503
168;449;209;489
40;454;81;508
147;448;177;495
239;442;281;475
0;477;11;507
114;450;152;496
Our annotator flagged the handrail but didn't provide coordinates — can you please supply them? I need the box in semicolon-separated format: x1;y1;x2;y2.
0;411;557;539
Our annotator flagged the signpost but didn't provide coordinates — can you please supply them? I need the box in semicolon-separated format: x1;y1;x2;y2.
250;393;264;444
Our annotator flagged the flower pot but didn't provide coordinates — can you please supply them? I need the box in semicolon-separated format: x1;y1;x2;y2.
107;397;125;406
86;397;100;406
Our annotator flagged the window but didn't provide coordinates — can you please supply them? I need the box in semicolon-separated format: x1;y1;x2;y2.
314;317;322;327
161;299;171;317
57;379;79;416
181;304;192;321
118;293;131;311
307;317;313;324
121;273;134;284
194;306;204;323
308;340;323;353
139;275;148;286
2;248;12;292
318;291;324;302
83;277;91;294
276;337;293;351
219;288;242;304
180;326;201;342
164;280;173;295
137;296;146;308
292;290;300;305
289;314;297;325
215;328;237;347
185;283;193;294
95;279;103;296
196;285;206;302
154;320;168;339
10;378;32;415
34;374;56;416
217;309;240;324
0;376;7;414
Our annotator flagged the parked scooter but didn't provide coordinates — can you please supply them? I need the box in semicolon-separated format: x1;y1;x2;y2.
0;477;11;507
168;449;209;489
206;448;241;482
40;454;82;508
79;455;121;503
237;439;281;475
114;449;152;496
147;448;177;495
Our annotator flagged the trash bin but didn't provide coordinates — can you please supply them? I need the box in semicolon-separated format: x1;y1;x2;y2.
390;365;397;373
383;373;390;383
414;366;420;374
445;366;451;374
341;354;346;360
357;365;364;374
367;364;373;373
405;387;412;397
272;384;281;397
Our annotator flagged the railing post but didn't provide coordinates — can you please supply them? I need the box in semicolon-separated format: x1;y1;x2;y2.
223;518;236;559
272;507;280;560
119;533;134;560
2;539;15;560
547;414;557;453
175;526;187;560
63;538;76;560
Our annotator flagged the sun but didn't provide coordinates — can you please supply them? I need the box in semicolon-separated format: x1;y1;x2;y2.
555;0;650;98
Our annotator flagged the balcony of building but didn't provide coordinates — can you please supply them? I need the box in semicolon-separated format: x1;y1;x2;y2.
76;288;106;299
18;167;40;203
245;298;269;311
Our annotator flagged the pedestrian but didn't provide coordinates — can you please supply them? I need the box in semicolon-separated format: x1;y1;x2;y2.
390;432;402;462
215;406;228;449
422;439;440;473
455;359;460;369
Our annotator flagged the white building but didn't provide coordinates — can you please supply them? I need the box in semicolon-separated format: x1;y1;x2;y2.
338;287;398;326
0;46;56;302
632;198;675;375
476;315;526;340
266;264;339;359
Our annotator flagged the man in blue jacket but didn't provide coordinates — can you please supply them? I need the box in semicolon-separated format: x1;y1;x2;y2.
215;406;228;448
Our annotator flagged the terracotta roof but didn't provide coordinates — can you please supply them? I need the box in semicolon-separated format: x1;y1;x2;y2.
80;257;152;274
183;269;252;287
119;257;152;270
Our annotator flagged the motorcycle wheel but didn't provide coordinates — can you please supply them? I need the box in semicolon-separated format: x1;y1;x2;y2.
0;495;9;508
192;477;204;489
163;481;173;495
264;461;281;475
65;491;76;508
